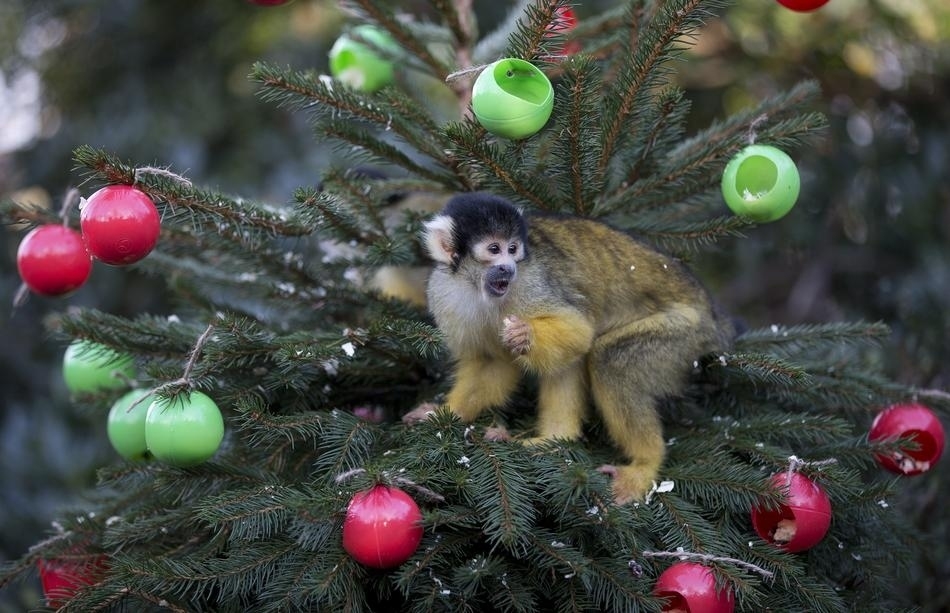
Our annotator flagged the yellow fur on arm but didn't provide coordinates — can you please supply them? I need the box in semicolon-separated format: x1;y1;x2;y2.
517;311;595;375
446;357;521;422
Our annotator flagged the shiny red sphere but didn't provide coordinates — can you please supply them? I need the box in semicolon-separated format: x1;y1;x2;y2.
654;562;734;613
80;185;160;265
751;472;832;553
547;7;581;55
16;224;92;296
776;0;831;11
342;484;423;569
38;556;107;609
869;403;945;475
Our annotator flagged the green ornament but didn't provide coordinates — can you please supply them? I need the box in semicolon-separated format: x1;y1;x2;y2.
328;25;400;93
62;340;136;394
107;389;154;461
471;58;554;140
721;144;801;223
145;391;224;467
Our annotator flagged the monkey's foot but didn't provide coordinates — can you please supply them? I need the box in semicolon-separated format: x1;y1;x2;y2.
483;425;512;442
597;464;658;505
402;402;439;425
501;315;532;355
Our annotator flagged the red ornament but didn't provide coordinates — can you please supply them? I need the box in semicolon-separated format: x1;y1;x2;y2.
37;556;107;609
751;472;831;553
869;402;945;475
342;484;423;569
16;224;92;296
546;6;581;55
80;185;160;265
775;0;831;11
653;562;734;613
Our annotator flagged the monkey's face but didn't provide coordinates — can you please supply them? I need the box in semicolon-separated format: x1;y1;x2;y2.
470;236;524;300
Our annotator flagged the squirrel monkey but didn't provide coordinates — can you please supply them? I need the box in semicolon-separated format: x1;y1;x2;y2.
403;192;733;503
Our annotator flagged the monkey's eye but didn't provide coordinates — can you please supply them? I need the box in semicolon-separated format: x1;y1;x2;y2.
487;243;501;255
508;243;518;255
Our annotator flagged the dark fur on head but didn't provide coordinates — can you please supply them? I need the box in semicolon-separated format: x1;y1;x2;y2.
441;193;528;263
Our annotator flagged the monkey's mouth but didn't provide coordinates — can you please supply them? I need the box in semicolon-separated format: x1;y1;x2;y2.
487;278;510;297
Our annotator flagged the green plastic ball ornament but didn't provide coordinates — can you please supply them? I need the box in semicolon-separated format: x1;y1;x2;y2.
62;340;136;394
145;391;224;467
107;389;154;461
329;25;400;93
721;144;801;222
471;58;554;140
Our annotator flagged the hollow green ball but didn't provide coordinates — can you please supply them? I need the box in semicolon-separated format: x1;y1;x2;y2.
471;58;554;140
328;25;399;93
107;389;154;461
62;340;136;394
721;144;801;223
145;391;224;467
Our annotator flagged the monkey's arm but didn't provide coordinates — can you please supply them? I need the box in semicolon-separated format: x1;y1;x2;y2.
502;310;595;375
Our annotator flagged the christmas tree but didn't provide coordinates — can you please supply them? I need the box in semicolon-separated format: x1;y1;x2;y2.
1;0;947;611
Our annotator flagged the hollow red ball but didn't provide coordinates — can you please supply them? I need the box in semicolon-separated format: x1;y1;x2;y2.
37;556;107;609
869;402;945;475
654;561;734;613
80;185;160;265
342;484;423;569
776;0;831;11
751;472;832;553
16;224;92;296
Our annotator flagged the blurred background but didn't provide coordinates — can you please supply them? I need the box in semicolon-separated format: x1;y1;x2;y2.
1;0;947;609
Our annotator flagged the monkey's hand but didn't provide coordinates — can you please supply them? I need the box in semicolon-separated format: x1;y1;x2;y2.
502;315;532;355
401;402;439;425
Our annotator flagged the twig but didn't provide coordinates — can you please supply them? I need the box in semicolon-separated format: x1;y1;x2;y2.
133;165;193;188
746;113;769;145
642;548;775;581
784;454;837;486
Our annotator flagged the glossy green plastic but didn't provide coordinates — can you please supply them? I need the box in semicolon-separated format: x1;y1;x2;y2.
145;391;224;467
471;58;554;140
329;25;399;93
721;144;800;222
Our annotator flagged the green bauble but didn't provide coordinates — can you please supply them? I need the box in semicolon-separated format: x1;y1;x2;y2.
471;58;554;140
721;144;801;223
328;25;400;93
107;389;154;461
145;391;224;467
62;340;136;394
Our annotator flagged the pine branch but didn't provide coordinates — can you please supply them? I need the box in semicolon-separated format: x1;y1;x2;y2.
464;437;538;548
251;62;451;170
615;214;752;251
736;321;891;355
596;0;723;178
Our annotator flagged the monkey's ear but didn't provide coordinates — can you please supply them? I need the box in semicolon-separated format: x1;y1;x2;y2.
422;214;457;265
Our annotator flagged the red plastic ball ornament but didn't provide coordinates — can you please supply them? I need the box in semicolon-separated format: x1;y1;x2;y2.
80;185;160;265
751;472;831;553
16;224;92;296
342;484;423;569
654;562;734;613
776;0;831;12
869;403;945;475
38;556;107;609
546;7;581;55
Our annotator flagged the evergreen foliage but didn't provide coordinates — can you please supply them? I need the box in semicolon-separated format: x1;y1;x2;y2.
1;0;946;611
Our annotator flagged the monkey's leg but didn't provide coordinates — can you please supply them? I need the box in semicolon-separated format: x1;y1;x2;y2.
530;363;588;441
589;307;706;503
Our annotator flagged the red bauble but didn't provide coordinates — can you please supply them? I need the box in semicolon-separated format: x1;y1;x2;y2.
776;0;830;11
751;472;831;553
654;562;734;613
342;484;423;569
37;556;107;609
869;403;945;475
80;185;160;265
547;6;581;55
16;224;92;296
